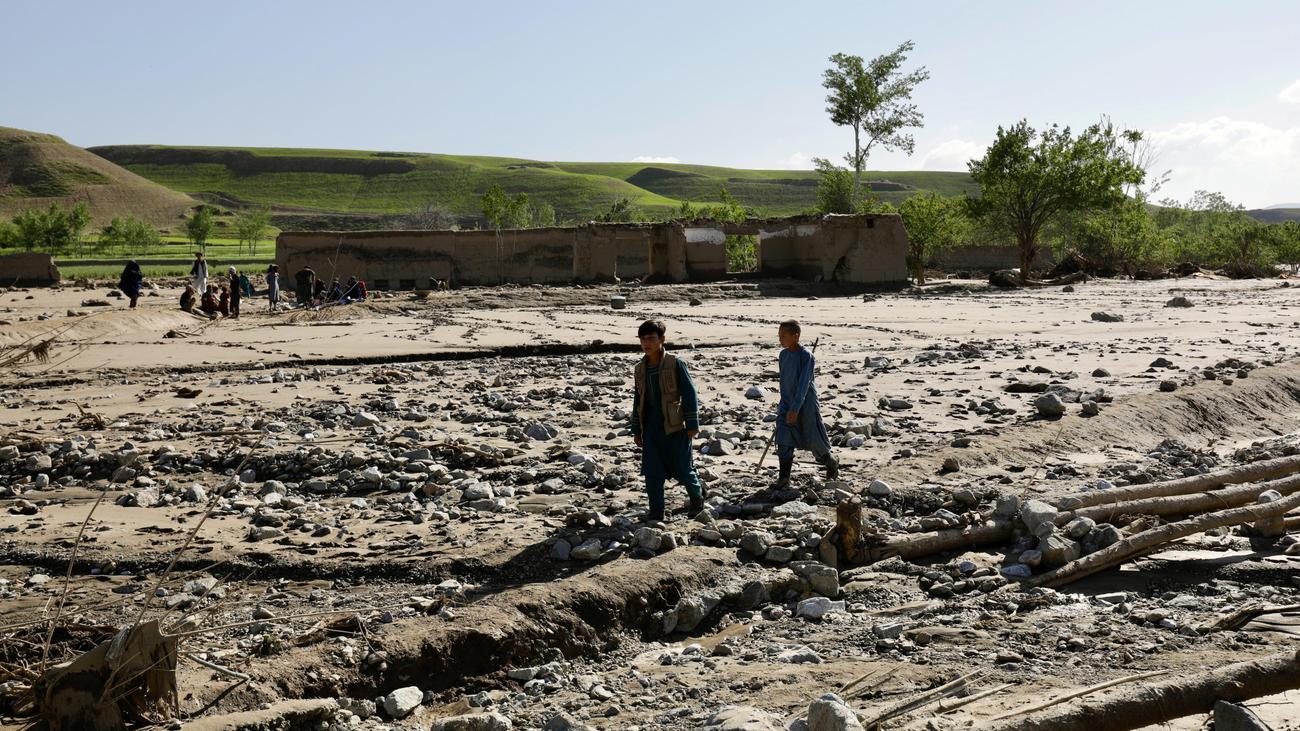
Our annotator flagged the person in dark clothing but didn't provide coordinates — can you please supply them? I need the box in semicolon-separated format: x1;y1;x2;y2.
180;284;197;313
327;278;343;302
772;320;837;488
239;272;253;298
266;264;281;312
313;277;326;304
227;266;241;319
218;286;230;317
294;267;314;307
630;319;705;522
200;285;219;317
118;261;143;308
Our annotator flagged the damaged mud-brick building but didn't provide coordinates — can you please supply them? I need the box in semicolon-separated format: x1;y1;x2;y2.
275;213;909;289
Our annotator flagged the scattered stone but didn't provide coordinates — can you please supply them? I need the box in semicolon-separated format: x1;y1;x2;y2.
866;479;892;497
806;693;864;731
1165;296;1193;308
429;712;513;731
380;686;423;719
1034;393;1066;417
1091;311;1124;323
705;705;783;731
1159;380;1178;392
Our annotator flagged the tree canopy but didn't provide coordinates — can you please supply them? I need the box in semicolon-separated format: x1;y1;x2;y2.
967;120;1144;278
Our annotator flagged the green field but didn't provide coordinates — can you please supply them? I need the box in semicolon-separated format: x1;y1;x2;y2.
89;144;980;226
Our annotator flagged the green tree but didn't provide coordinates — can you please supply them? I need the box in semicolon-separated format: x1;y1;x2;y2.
813;158;856;214
822;42;930;201
598;197;642;223
967;119;1144;279
234;206;271;254
481;184;510;230
505;193;531;229
899;192;969;285
531;201;557;228
0;220;17;248
1274;221;1300;274
98;216;161;254
185;206;215;253
11;203;87;254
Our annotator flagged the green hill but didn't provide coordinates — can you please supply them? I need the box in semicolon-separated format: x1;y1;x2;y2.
0;126;196;229
88;143;978;229
1247;208;1300;224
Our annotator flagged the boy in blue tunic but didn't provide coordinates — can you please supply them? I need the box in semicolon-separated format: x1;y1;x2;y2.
630;319;706;521
774;320;838;488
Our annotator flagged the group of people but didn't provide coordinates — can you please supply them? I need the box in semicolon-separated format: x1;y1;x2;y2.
631;318;836;522
170;253;368;317
292;266;367;307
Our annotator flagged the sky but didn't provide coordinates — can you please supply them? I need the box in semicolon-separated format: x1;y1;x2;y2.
3;0;1298;208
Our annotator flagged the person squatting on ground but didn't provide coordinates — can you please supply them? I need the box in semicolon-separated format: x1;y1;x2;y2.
200;285;218;317
630;319;707;522
773;319;838;488
295;266;314;307
190;252;208;293
227;266;241;319
118;260;142;308
180;284;197;313
266;264;280;312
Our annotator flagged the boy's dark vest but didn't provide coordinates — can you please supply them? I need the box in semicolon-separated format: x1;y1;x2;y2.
635;352;686;435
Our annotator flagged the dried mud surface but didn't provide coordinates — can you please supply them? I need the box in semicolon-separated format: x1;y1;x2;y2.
2;276;1300;730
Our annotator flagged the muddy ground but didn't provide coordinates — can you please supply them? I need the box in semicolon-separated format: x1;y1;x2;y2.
1;276;1299;730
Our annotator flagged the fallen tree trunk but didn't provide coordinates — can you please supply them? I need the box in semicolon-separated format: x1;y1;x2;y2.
1062;472;1300;525
980;648;1300;731
1028;490;1300;589
989;269;1089;289
1055;454;1300;512
865;520;1014;562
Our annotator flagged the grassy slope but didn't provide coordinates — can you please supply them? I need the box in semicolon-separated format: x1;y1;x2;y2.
0;126;196;229
90;144;978;223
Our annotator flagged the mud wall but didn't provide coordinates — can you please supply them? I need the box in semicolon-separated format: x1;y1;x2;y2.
276;214;908;289
0;252;61;286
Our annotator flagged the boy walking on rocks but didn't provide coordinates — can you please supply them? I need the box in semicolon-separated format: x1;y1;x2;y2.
631;319;706;521
773;320;837;488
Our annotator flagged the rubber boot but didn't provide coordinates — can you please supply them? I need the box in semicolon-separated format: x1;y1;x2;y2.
688;494;704;516
773;458;793;490
819;453;840;481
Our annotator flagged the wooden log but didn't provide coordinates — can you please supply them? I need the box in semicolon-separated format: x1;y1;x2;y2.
980;649;1300;731
1028;490;1300;589
866;520;1014;562
1062;472;1300;525
1055;454;1300;512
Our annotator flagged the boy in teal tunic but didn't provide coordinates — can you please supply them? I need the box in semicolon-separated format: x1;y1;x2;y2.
774;320;837;488
630;319;705;521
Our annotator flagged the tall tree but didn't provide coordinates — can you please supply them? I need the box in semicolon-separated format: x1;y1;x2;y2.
899;192;969;285
967;120;1143;279
822;42;930;201
234;206;271;254
813;158;855;214
185;206;215;254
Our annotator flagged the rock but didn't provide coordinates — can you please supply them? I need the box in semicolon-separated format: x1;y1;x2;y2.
1062;285;1075;293
462;484;494;501
740;530;775;557
1034;393;1067;417
181;484;207;503
1091;368;1111;377
745;386;765;400
1038;535;1082;568
796;597;842;619
706;439;735;456
525;422;560;441
1019;549;1042;567
549;539;572;560
791;561;839;597
1000;563;1033;578
1081;400;1100;416
689;297;703;307
1214;700;1270;731
737;580;769;610
1020;500;1057;532
807;693;864;731
0;445;19;460
25;453;52;472
705;704;784;730
772;501;816;518
1091;311;1124;323
776;645;822;663
1159;380;1178;392
881;397;912;411
633;526;663;551
941;456;961;472
1165;296;1194;308
570;538;603;561
1064;516;1096;539
543;712;596;731
247;526;284;541
993;494;1021;518
352;411;382;427
1082;523;1123;554
675;593;721;632
429;712;513;731
380;686;423;719
866;479;892;497
763;545;794;563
